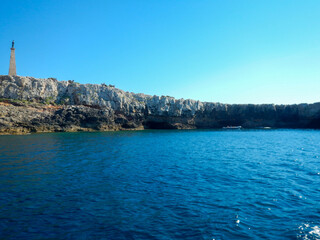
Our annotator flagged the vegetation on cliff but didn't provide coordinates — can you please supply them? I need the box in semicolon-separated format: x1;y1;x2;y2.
0;75;319;134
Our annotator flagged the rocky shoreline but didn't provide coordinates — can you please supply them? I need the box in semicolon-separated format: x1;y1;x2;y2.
0;75;319;134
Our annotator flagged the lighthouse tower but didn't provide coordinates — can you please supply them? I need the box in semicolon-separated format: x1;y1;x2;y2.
8;40;16;76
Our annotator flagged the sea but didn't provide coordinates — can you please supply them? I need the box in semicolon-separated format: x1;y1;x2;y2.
0;129;320;240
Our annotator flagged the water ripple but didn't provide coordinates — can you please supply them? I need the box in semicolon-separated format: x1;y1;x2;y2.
0;130;320;239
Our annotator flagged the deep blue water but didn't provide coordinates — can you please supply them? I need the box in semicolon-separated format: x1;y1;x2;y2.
0;129;320;240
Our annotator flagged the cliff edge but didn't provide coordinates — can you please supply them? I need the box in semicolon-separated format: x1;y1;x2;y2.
0;75;319;134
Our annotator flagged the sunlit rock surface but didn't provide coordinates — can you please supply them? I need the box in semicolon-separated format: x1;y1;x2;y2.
0;75;319;134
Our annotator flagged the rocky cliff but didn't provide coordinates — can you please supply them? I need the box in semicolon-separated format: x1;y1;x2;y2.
0;75;319;134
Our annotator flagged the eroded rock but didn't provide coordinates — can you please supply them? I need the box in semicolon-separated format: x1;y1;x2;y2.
0;75;319;134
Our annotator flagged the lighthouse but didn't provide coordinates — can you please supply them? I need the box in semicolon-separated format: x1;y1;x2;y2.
8;40;16;76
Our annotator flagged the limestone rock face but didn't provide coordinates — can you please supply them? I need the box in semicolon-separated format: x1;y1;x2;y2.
0;75;209;116
0;75;319;134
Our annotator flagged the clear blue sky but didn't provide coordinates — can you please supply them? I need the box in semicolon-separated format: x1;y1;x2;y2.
1;0;319;104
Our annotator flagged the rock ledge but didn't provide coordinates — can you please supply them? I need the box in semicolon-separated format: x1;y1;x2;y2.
0;75;319;134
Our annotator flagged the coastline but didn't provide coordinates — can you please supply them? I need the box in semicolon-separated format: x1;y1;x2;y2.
1;75;319;135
